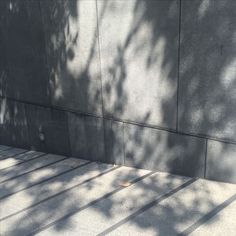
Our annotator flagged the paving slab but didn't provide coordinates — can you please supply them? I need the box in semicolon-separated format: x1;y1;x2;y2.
0;147;27;158
0;145;236;236
0;151;44;170
0;165;150;235
0;154;66;183
0;145;11;151
104;179;236;236
0;158;88;199
35;173;191;236
0;162;116;220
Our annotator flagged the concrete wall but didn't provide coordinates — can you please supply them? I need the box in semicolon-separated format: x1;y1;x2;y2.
0;0;236;184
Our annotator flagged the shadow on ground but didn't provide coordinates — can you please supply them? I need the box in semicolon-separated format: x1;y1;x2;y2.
0;0;236;235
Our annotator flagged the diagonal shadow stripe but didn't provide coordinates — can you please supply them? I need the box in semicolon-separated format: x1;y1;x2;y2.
97;178;197;236
29;171;156;236
0;161;91;200
0;154;66;184
0;152;46;170
0;146;14;153
179;193;236;236
0;166;121;222
0;149;29;161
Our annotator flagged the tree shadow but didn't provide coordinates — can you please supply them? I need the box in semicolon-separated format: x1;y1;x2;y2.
0;0;236;235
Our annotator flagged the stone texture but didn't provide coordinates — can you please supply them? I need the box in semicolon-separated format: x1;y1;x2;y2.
68;113;105;162
98;0;179;129
41;0;102;116
0;98;29;148
178;0;236;142
206;140;236;184
104;119;124;165
7;64;50;105
124;123;206;177
0;153;65;183
0;150;42;170
25;104;70;156
0;0;9;97
36;172;189;235
4;0;50;105
1;149;236;236
0;164;149;235
5;0;46;66
0;157;87;199
107;179;236;236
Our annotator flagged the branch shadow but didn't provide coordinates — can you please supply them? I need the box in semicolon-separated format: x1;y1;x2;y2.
0;0;236;235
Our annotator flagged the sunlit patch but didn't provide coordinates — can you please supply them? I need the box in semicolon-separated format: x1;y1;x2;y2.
188;76;200;95
198;0;211;20
220;59;236;89
190;108;203;125
53;71;63;100
9;2;13;11
0;99;7;124
208;105;225;123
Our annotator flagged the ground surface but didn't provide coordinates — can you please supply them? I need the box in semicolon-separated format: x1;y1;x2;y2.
0;145;236;236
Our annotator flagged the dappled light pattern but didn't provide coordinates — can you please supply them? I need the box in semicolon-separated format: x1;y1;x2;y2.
0;0;236;234
41;0;103;115
99;0;179;129
179;0;236;141
1;146;236;235
0;0;235;181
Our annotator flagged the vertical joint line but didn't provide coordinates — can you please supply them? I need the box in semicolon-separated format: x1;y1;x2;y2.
66;111;72;157
38;0;51;100
95;0;105;117
122;122;125;166
95;0;107;165
204;139;208;178
176;0;182;132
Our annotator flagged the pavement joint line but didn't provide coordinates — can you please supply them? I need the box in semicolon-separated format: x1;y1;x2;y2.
29;171;156;236
0;166;121;222
0;147;14;152
0;152;46;170
97;178;197;236
179;192;236;236
0;150;29;162
0;155;68;184
0;161;92;201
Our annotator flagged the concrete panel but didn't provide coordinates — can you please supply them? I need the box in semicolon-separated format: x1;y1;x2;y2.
179;0;236;141
0;0;8;97
41;0;102;116
104;119;124;165
25;104;70;156
0;30;8;97
124;123;206;177
5;0;46;66
0;98;29;148
207;140;236;184
98;0;179;129
7;64;50;105
68;113;105;162
35;172;189;235
0;166;149;235
4;0;50;105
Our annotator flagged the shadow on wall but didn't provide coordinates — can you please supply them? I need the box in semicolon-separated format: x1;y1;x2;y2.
0;0;236;234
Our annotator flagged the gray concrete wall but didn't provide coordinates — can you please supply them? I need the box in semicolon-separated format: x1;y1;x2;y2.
0;0;236;184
